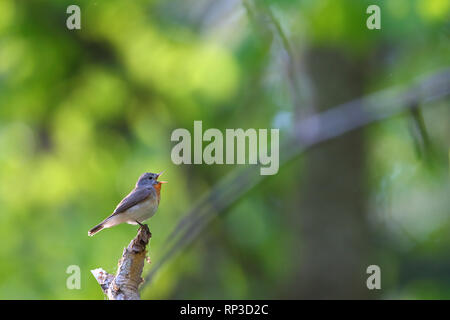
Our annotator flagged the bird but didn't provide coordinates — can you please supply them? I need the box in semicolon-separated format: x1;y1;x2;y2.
88;171;167;236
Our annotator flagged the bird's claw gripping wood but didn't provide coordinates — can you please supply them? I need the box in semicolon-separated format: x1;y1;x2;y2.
91;225;152;299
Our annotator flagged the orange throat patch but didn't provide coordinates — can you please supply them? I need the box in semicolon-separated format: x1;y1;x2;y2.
154;183;162;203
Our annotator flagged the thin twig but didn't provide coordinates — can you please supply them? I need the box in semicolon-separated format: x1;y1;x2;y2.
243;0;316;116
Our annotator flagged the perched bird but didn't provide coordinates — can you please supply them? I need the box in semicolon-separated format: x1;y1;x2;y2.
88;171;167;236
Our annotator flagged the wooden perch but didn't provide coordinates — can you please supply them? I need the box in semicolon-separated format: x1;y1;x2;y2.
91;225;151;300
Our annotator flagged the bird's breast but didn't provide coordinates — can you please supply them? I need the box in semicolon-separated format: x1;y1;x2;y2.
124;195;159;222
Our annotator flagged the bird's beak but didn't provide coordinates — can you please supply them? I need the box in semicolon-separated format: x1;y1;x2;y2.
157;171;168;184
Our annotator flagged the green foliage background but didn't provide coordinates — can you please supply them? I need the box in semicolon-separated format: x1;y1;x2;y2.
0;0;448;299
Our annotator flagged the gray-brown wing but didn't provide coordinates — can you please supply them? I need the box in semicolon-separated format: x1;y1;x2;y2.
111;187;152;215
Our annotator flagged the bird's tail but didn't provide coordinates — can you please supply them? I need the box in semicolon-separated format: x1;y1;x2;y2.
88;223;105;236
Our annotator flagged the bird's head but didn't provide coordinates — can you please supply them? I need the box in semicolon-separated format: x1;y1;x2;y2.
136;171;168;188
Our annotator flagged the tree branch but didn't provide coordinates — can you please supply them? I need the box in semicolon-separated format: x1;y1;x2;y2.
91;225;151;300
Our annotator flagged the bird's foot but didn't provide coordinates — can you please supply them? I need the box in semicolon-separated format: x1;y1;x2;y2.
136;220;144;227
135;221;151;237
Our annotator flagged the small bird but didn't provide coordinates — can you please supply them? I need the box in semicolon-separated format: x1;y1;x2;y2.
88;171;167;236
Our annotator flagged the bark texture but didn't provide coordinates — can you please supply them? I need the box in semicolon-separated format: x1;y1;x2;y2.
91;225;151;300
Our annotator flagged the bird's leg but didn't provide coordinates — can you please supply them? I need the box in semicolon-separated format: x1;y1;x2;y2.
135;220;144;228
135;221;151;263
135;221;151;237
135;221;146;233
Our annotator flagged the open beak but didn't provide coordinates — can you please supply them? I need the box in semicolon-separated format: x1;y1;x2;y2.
156;171;168;184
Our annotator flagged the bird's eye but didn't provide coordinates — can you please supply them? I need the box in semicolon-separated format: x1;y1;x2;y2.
148;176;152;180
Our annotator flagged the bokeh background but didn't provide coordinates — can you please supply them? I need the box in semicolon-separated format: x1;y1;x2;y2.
0;0;449;299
